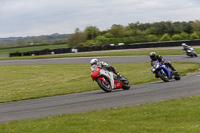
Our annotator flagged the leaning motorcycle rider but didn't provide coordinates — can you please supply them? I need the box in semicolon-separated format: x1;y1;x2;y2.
149;52;177;78
182;43;190;52
90;58;122;77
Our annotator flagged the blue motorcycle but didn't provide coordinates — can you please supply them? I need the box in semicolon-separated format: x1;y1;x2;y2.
151;61;181;82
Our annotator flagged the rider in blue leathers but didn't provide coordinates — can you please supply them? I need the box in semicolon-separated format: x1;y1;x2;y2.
149;52;177;78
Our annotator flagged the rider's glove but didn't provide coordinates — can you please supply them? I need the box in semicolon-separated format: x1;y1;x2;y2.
117;73;122;78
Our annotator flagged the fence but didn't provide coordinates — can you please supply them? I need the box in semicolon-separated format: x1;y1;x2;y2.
9;39;200;57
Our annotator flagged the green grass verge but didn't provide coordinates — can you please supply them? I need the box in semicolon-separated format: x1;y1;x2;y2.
0;62;199;103
1;48;200;60
1;95;200;132
0;44;68;58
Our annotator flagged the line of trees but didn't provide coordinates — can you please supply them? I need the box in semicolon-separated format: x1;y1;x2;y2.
0;33;71;48
67;20;200;47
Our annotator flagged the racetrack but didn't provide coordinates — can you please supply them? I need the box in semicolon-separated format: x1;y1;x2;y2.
0;55;199;123
0;72;200;123
0;54;200;65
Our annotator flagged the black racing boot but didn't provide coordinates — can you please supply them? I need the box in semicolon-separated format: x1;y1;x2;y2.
168;63;177;74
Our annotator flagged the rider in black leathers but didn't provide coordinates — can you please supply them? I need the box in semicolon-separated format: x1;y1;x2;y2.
149;52;177;78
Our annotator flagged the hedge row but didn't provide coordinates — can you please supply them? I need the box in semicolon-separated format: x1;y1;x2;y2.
9;40;200;57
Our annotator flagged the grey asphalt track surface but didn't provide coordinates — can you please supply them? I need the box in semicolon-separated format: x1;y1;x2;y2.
0;54;200;65
0;55;199;123
0;72;200;123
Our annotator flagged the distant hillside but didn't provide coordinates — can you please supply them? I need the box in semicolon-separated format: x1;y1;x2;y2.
0;33;71;48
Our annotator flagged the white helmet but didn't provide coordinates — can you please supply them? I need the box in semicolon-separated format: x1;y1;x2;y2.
90;58;98;65
182;43;187;47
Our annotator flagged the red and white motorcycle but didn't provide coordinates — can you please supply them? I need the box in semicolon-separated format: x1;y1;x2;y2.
91;65;130;92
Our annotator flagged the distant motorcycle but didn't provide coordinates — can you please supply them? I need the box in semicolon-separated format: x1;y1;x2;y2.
91;66;130;92
151;61;181;82
184;46;198;57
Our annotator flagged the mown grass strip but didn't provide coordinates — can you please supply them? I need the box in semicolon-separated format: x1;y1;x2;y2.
1;95;200;133
0;62;199;103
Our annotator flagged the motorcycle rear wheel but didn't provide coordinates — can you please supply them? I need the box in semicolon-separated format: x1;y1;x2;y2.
97;78;112;92
157;71;169;82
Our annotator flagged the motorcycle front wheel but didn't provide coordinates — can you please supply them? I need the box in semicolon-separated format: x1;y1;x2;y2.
157;71;169;82
194;53;198;57
121;76;130;90
174;73;181;80
97;78;112;92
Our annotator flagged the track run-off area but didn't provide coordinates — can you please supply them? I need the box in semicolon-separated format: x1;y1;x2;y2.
0;53;199;123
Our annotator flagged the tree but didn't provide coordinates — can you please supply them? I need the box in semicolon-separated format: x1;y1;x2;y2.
151;21;173;34
192;20;200;31
145;27;157;35
84;26;99;40
104;32;114;38
128;22;140;30
95;35;107;45
109;24;125;37
173;22;183;34
182;22;194;34
67;28;86;48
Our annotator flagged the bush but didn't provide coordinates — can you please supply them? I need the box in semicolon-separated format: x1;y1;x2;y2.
190;32;199;40
172;34;182;40
104;32;114;38
85;40;96;46
123;37;136;44
78;43;87;46
160;33;171;41
180;32;189;40
95;35;106;45
147;35;158;42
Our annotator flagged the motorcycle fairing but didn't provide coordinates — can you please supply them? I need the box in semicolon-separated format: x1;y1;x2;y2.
114;80;122;89
161;64;172;78
99;69;115;89
91;66;101;79
97;77;106;83
151;61;172;79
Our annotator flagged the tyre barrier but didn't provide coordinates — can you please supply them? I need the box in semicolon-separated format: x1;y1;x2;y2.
9;52;22;57
9;40;200;57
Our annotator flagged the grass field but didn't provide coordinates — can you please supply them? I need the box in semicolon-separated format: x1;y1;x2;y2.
0;62;199;103
0;44;68;58
0;48;199;132
1;47;200;60
1;95;200;133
